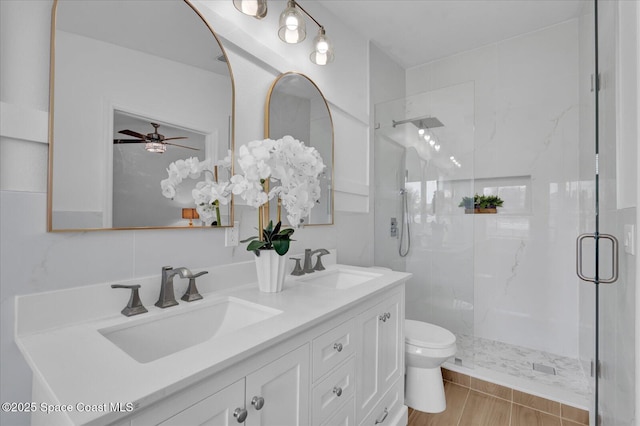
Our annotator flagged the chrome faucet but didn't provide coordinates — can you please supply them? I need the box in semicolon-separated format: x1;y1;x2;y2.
303;248;330;274
156;266;192;308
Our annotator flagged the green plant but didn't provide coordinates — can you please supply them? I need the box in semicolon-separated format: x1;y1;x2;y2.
458;194;504;209
241;220;295;256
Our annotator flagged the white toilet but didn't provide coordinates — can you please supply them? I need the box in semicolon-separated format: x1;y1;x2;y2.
404;319;457;413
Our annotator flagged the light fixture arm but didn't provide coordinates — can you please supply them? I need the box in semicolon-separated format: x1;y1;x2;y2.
293;1;323;30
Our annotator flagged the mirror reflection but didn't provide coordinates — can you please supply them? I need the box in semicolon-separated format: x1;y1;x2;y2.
49;0;233;230
265;72;334;226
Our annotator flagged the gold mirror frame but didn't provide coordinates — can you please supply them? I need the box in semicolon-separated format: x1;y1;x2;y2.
47;0;235;231
264;72;334;226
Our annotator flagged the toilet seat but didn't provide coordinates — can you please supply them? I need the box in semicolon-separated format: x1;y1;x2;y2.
405;319;456;349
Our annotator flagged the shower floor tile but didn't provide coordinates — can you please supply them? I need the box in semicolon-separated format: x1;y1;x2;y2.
447;334;592;407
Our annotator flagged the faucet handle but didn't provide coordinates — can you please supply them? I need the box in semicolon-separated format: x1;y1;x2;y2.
181;271;207;302
290;258;304;276
111;284;148;317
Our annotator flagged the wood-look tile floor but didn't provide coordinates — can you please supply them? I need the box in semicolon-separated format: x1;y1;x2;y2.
408;382;585;426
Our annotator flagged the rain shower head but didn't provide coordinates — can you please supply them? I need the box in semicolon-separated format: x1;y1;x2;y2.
392;115;444;129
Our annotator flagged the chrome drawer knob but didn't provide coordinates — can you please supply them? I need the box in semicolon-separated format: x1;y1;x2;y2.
333;342;343;352
251;396;265;410
233;407;248;423
333;386;343;397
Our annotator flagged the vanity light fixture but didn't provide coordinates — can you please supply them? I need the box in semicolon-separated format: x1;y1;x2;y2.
276;0;334;65
145;141;167;154
233;0;267;19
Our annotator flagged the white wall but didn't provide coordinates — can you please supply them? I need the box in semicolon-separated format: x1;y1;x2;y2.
0;1;373;425
370;42;407;271
405;20;582;357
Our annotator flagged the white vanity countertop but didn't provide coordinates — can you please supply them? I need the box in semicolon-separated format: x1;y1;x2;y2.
15;263;411;425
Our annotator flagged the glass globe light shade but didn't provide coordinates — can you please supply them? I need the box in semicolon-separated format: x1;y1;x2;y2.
233;0;267;19
278;1;306;43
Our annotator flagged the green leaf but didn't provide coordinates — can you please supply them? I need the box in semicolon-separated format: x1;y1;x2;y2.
272;239;290;256
272;221;281;236
246;240;268;252
240;236;259;243
278;228;295;237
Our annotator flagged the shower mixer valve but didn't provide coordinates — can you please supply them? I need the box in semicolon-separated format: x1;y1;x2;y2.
390;217;398;237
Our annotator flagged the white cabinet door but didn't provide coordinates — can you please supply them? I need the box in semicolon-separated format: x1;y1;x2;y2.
245;344;310;426
356;291;403;423
379;294;402;391
356;301;383;419
158;379;245;426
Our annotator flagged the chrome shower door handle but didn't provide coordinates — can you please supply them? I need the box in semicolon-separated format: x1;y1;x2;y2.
576;233;619;284
599;234;619;284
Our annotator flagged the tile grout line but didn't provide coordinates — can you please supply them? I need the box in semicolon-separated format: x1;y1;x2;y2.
508;399;513;426
456;386;471;426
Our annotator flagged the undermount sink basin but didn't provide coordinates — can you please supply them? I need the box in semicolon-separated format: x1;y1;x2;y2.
99;297;281;363
297;268;382;290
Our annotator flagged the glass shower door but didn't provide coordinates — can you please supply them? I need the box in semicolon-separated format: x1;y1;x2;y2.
586;1;636;425
577;0;635;424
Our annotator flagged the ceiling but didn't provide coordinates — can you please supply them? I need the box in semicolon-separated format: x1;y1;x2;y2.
317;0;585;69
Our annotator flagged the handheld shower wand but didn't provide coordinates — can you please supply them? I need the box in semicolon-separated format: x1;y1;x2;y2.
399;170;411;257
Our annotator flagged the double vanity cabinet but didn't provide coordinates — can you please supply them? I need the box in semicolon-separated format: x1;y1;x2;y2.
15;263;410;426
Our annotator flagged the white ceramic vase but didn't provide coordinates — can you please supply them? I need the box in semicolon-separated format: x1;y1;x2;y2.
254;250;287;293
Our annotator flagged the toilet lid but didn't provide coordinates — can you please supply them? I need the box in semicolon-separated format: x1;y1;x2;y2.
405;319;456;349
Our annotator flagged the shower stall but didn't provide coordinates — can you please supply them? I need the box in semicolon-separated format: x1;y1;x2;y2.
373;1;635;424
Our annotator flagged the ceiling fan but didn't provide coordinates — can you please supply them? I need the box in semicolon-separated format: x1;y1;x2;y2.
113;122;199;153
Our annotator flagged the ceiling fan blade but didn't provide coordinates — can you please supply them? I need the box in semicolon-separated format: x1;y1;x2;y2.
165;142;200;150
113;139;145;144
163;136;189;141
118;129;147;139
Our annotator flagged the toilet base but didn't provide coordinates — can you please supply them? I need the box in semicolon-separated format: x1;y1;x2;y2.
405;365;446;413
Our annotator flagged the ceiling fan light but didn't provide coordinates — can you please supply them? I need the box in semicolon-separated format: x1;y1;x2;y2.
278;1;306;43
310;28;334;65
145;141;166;153
233;0;267;19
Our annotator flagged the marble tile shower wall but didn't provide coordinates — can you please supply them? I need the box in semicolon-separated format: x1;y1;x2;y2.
404;19;583;358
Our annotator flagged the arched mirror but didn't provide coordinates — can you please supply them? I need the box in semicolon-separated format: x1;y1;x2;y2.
265;72;334;226
48;0;234;231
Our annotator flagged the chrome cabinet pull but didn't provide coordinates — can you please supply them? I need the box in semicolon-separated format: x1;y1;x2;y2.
333;386;343;397
576;233;619;284
333;342;343;352
251;396;265;410
233;407;247;423
375;408;389;424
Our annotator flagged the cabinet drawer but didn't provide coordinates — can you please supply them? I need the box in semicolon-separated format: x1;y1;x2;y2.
321;397;356;426
312;358;356;425
359;378;403;426
313;318;355;381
